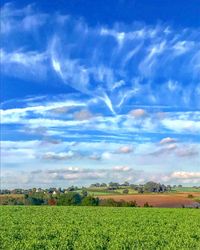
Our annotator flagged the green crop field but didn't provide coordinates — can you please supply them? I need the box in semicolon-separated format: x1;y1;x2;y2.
1;206;200;250
173;187;200;192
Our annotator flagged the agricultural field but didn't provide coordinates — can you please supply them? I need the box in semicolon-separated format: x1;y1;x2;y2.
86;188;137;196
172;187;200;193
1;191;200;208
1;206;200;250
97;192;200;208
0;194;25;205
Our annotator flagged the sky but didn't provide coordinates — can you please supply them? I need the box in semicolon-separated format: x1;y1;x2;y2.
0;0;200;188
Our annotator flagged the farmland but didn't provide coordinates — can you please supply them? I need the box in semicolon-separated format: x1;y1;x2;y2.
1;189;200;208
97;192;200;208
1;206;200;250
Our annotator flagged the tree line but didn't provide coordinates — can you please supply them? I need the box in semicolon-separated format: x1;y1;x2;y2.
1;191;141;207
1;181;194;195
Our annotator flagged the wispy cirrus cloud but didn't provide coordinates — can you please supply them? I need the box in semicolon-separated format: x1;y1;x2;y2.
1;3;200;113
0;49;48;79
1;3;200;188
1;101;200;138
1;3;48;34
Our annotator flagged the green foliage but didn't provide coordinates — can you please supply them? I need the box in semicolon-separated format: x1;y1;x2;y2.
108;182;120;190
0;207;200;249
0;195;25;205
1;198;24;206
144;182;167;192
100;198;137;207
26;197;46;205
122;189;129;194
81;196;99;206
57;192;82;206
81;189;88;197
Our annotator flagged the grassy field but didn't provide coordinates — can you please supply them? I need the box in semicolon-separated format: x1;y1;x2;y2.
1;206;200;250
173;187;200;192
87;189;138;196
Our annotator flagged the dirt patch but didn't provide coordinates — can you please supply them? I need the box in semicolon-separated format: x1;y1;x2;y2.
97;193;200;208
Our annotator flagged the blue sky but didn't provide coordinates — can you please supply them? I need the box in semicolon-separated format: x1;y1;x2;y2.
1;0;200;188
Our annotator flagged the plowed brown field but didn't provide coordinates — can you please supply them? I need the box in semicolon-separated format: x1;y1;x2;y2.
97;192;200;208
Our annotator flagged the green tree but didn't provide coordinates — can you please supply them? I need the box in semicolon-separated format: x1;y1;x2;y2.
81;189;88;197
123;189;129;194
81;196;99;206
57;192;82;206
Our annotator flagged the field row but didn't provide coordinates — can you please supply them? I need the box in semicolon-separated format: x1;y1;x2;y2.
1;206;200;249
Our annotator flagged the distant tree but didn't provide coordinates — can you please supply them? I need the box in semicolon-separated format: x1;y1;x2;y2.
81;196;99;206
144;202;152;207
100;198;137;207
138;187;144;193
67;186;76;191
144;182;167;193
120;200;137;207
123;182;130;187
57;192;82;206
100;198;119;207
130;184;136;189
0;189;11;194
48;188;56;194
24;192;47;205
167;185;172;191
108;182;119;190
81;189;88;197
1;198;24;205
90;183;101;187
123;189;129;194
100;183;107;187
26;197;45;205
128;200;138;207
48;198;57;206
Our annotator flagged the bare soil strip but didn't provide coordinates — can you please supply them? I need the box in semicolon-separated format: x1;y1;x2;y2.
97;193;200;208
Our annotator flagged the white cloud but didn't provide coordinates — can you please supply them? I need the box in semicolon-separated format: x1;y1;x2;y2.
171;171;200;179
164;171;200;184
176;146;199;157
101;152;113;160
1;100;86;124
2;103;200;138
172;41;194;56
42;151;75;160
159;137;177;145
161;118;200;133
73;109;93;121
117;145;133;154
112;166;131;172
0;3;47;34
129;109;147;118
1;138;200;187
0;49;48;78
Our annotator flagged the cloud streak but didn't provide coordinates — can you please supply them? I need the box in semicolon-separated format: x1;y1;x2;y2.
1;3;200;113
1;3;200;188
